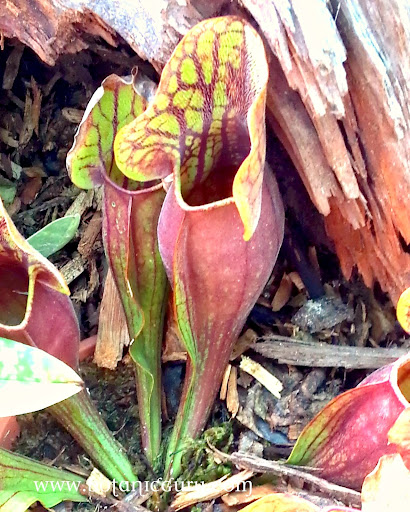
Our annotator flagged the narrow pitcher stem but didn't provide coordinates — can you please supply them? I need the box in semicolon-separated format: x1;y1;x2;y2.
134;359;162;468
165;361;199;480
49;389;137;482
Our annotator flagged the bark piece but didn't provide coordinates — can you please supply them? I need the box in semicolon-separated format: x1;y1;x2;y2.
253;337;409;369
94;269;130;369
0;0;227;67
248;0;410;302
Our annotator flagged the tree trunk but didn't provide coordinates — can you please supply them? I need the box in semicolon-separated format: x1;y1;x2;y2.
1;0;409;302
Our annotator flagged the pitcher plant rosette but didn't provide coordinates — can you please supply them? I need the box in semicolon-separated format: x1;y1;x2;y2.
113;16;284;477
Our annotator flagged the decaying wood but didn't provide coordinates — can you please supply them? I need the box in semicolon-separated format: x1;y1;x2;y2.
77;211;102;258
59;252;85;284
94;269;130;369
1;0;409;302
246;0;410;303
253;336;409;369
0;0;227;68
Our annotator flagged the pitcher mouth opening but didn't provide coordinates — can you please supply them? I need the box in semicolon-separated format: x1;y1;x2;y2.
181;118;251;208
0;259;29;326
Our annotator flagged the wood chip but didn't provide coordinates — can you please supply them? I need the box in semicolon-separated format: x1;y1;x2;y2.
6;89;25;110
30;77;42;136
271;273;293;311
226;366;239;418
78;211;102;258
308;246;321;277
0;127;19;148
288;271;305;291
19;89;35;146
65;189;94;218
2;44;24;90
59;253;85;284
94;270;130;369
230;329;257;361
288;423;302;441
87;257;99;298
62;107;85;123
220;364;231;401
86;468;112;497
171;470;254;511
239;356;283;399
42;71;62;96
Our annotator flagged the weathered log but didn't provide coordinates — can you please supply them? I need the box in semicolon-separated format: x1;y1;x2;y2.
244;0;410;302
1;0;409;301
0;0;227;67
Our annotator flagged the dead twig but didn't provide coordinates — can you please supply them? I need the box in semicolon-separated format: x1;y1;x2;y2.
209;446;361;508
253;337;408;369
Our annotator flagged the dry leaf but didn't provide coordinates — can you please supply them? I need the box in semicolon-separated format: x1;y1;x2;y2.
221;483;277;506
20;176;42;204
238;492;319;512
272;273;293;311
361;454;410;511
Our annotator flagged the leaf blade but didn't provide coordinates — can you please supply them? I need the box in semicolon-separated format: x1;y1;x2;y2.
27;215;80;258
0;448;87;512
0;337;83;417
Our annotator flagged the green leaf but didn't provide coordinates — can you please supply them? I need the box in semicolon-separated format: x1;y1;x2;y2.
0;337;83;417
26;214;80;258
0;448;87;512
67;73;148;189
0;176;17;205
